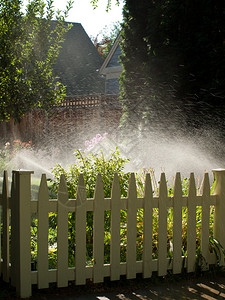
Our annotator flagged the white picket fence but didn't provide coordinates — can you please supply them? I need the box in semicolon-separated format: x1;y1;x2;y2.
0;169;225;298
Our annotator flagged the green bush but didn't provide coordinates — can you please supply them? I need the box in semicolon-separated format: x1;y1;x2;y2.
0;140;33;174
49;148;130;199
30;150;216;272
48;148;130;266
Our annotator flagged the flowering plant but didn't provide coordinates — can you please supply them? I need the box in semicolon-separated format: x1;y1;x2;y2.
84;133;108;151
0;139;33;173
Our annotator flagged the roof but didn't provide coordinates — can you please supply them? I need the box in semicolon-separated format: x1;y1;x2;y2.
53;22;105;96
99;34;123;77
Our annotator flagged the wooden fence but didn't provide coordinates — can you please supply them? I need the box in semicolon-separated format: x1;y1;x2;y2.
56;94;121;109
0;169;225;298
0;94;122;145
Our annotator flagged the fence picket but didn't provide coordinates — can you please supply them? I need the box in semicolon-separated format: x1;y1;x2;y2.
201;173;210;270
173;172;183;274
75;174;87;285
0;174;3;275
57;174;69;287
37;174;49;289
14;171;32;298
93;174;105;283
143;173;153;278
158;173;168;276
110;173;121;281
187;173;197;273
10;172;16;287
0;168;223;298
2;171;9;281
212;169;225;266
127;173;137;279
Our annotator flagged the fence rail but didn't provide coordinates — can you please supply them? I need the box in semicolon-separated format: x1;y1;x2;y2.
0;169;225;298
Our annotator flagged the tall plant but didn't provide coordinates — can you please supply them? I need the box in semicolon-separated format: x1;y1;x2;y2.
49;148;130;265
119;0;225;131
50;148;130;198
0;0;73;121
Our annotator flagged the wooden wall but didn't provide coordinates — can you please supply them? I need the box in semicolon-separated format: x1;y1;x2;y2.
0;95;122;149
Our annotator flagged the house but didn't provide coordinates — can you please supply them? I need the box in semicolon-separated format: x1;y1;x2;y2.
54;22;105;96
0;22;122;145
99;34;123;95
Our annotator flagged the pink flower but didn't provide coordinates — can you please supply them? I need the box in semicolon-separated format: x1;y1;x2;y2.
84;133;108;151
91;137;97;144
96;134;102;141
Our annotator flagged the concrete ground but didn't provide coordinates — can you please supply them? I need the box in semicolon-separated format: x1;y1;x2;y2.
31;273;225;300
1;273;225;299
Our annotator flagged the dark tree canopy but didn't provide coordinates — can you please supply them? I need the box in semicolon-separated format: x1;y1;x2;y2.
0;0;73;121
119;0;225;131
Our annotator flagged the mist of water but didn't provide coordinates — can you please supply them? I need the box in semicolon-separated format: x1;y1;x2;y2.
5;125;223;189
104;129;223;183
9;149;58;178
1;94;224;190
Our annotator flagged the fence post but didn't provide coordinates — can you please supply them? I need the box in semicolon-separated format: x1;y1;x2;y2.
2;170;10;282
11;170;33;298
212;169;225;265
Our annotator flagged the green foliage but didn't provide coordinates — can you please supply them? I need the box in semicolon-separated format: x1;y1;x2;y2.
49;148;130;198
135;170;216;264
135;168;190;197
90;0;120;12
209;237;225;267
0;0;73;121
49;148;130;265
31;213;58;269
94;22;121;58
120;0;225;130
28;150;219;273
0;139;32;174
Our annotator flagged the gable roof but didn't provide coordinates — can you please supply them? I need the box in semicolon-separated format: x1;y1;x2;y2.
54;22;105;96
99;34;123;77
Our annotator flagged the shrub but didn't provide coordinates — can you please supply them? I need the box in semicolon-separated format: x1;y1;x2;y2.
48;148;130;265
31;150;216;271
0;140;32;174
49;148;130;198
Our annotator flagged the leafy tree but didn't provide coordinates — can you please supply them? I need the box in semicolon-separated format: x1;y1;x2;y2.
119;0;225;131
0;0;73;121
91;0;120;12
93;21;121;58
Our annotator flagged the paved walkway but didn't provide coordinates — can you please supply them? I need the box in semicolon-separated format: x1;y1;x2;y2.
1;274;225;299
30;274;225;300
